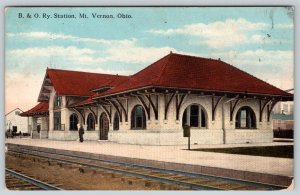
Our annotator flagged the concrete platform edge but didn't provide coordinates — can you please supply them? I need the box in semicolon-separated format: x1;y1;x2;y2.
6;143;293;187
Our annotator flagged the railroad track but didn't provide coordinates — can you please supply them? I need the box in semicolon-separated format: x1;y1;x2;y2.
5;168;62;190
7;146;287;190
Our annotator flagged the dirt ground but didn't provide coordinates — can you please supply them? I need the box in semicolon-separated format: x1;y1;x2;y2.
5;153;189;190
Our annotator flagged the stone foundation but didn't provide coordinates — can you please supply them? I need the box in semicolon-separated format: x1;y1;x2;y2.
47;128;273;145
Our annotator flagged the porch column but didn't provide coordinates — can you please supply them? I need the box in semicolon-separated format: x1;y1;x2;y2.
40;117;49;139
30;117;38;138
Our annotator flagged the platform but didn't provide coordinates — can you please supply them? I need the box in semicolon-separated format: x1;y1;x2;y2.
5;138;293;187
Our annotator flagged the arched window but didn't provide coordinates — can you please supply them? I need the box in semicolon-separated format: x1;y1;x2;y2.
182;104;206;128
87;113;95;131
131;105;146;130
69;113;78;131
235;106;256;129
113;112;119;131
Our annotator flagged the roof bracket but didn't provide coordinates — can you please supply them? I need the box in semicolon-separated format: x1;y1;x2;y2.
230;98;240;121
212;95;223;121
145;94;158;120
99;104;112;123
267;100;279;122
72;107;85;125
88;107;98;124
115;98;128;122
107;100;122;122
137;96;151;120
176;94;187;120
259;99;271;122
164;93;175;120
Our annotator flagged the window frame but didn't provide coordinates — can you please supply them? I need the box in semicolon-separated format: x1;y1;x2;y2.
69;113;79;131
131;105;146;130
182;104;207;129
53;111;61;130
86;113;95;131
113;112;120;131
54;96;62;109
235;106;257;129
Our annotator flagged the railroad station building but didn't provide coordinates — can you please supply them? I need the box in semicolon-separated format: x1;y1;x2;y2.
20;53;293;145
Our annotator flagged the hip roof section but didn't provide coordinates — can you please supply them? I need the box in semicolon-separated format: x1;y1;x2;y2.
40;69;128;98
94;53;292;98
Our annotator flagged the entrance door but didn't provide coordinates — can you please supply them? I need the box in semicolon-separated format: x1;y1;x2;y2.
100;113;109;140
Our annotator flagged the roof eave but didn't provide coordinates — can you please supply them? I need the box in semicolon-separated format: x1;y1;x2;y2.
92;85;293;101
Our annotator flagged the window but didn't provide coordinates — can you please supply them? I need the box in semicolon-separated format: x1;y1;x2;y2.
87;113;95;131
235;106;256;129
69;113;78;131
131;105;146;129
113;112;119;131
54;111;61;130
54;96;62;108
190;105;199;127
182;104;207;128
15;111;20;115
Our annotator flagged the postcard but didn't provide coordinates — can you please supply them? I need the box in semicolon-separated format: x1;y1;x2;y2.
5;7;294;190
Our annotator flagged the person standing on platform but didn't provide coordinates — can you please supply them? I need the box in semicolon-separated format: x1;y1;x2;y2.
77;123;84;143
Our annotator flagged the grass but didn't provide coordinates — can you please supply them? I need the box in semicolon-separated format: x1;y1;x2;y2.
191;145;293;158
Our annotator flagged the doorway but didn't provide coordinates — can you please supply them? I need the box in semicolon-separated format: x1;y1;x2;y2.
100;113;109;140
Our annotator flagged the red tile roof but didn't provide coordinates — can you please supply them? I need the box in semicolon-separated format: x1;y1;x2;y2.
47;69;128;96
65;74;129;107
94;53;292;98
68;97;94;107
20;102;49;116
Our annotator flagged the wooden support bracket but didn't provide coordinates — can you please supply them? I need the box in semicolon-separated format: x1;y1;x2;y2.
115;98;128;122
137;96;151;120
100;104;112;123
175;94;187;120
212;95;223;121
164;93;175;120
267;101;279;122
259;99;271;122
72;108;85;125
88;107;98;124
145;94;159;120
230;99;240;121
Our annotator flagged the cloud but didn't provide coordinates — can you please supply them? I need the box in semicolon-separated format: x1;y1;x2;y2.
7;31;137;46
7;32;181;65
206;49;294;90
275;23;293;29
6;33;188;66
9;46;95;57
148;18;293;48
105;46;178;64
210;49;293;67
249;34;269;44
7;46;108;69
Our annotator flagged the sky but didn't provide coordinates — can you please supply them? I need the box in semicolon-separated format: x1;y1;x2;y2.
5;7;294;113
